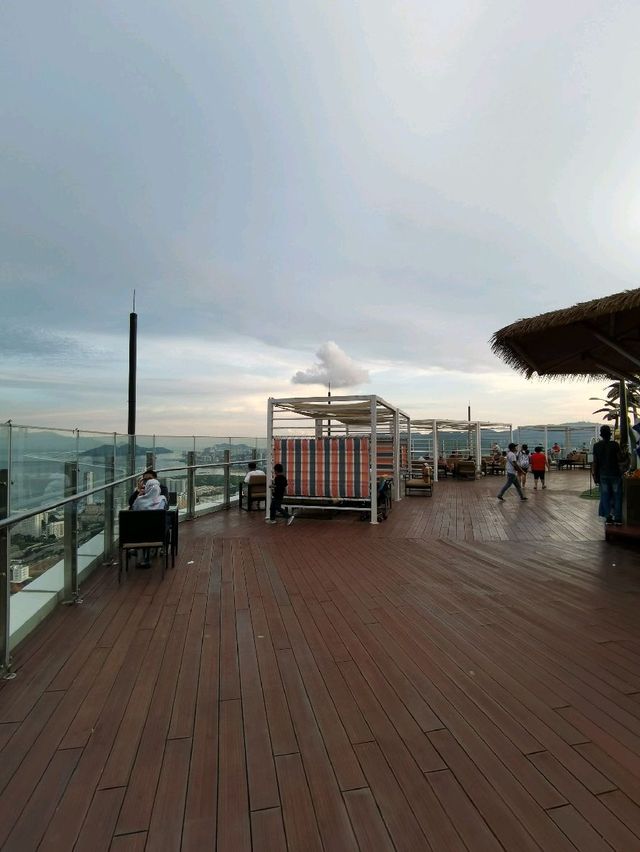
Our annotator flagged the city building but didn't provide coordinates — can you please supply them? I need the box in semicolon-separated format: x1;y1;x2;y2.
10;561;30;583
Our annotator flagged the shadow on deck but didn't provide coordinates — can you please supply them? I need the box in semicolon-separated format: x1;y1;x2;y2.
1;471;640;850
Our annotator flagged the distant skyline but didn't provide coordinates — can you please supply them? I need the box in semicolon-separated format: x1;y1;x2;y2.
2;1;638;433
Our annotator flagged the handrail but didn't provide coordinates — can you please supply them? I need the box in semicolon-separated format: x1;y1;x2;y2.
1;444;266;678
0;457;266;531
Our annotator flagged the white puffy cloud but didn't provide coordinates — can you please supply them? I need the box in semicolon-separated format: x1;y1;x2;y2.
291;342;369;388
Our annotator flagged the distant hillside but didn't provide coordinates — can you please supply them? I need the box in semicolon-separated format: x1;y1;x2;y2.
78;444;172;457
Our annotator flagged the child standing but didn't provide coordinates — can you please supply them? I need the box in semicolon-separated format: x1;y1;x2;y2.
267;463;295;525
530;446;549;490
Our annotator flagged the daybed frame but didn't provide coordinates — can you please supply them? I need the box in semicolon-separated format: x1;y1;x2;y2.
410;419;512;482
266;395;410;524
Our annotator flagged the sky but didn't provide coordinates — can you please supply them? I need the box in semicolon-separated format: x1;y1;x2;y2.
2;0;640;436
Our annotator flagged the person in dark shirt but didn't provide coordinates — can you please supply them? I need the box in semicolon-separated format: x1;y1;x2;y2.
592;425;624;525
266;463;294;525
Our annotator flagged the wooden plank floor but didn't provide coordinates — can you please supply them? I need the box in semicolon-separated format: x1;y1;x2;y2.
2;470;640;850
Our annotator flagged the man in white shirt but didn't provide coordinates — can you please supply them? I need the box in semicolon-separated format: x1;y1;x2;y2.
497;443;528;502
244;461;265;483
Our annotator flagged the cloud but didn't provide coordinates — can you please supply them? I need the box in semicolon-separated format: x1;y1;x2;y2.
0;323;104;362
291;341;369;388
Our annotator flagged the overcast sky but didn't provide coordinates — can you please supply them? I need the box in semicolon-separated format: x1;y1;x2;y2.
2;1;639;436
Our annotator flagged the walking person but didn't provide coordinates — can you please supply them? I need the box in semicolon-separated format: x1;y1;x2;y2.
516;444;530;489
266;463;295;525
497;443;528;501
592;425;625;525
530;446;549;490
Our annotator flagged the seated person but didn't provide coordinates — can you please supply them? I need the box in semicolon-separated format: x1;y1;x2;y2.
129;468;169;508
132;478;168;511
244;461;266;482
131;478;168;568
241;461;266;509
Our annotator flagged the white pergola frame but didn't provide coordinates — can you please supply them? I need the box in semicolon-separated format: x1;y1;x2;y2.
266;395;410;524
410;419;512;482
513;423;601;458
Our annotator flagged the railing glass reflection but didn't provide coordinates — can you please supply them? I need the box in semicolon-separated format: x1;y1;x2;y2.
1;422;266;674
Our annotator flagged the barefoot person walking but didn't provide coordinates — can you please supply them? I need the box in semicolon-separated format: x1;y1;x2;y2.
497;443;528;502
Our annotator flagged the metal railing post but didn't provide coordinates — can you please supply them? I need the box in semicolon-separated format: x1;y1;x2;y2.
146;451;154;471
187;451;196;519
103;454;115;562
63;461;81;604
223;450;231;509
0;465;12;678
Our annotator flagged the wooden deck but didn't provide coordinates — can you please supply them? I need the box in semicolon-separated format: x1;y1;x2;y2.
2;470;640;851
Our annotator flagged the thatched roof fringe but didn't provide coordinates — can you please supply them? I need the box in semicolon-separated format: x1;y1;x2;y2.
491;287;640;380
492;288;640;341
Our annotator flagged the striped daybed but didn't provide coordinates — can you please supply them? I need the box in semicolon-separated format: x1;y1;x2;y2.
273;437;394;521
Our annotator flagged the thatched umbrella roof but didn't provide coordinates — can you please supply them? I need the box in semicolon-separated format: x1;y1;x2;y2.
491;288;640;381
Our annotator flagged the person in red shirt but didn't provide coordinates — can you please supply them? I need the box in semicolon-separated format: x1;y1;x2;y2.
530;446;549;490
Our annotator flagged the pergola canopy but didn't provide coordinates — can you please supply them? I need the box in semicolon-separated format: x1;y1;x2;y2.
411;419;510;432
269;395;408;430
491;288;640;382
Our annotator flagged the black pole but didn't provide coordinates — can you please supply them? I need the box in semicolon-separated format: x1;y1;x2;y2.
127;299;138;479
127;310;137;435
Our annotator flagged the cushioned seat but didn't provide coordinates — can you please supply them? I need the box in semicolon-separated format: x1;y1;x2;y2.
118;510;174;582
405;464;433;496
239;475;267;511
454;459;476;479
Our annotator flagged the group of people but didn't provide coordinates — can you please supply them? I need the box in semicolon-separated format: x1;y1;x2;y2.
134;426;628;535
496;426;626;525
128;469;168;511
497;443;550;501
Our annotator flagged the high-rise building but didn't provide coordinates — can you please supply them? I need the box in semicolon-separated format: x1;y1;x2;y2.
10;561;30;583
46;520;64;539
15;513;45;538
84;470;95;504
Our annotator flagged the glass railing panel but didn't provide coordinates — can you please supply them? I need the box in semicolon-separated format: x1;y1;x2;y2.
227;437;260;462
194;464;225;514
155;436;195;513
133;433;156;474
228;462;248;507
114;433;133;481
0;422;9;475
8;425;76;642
9;425;77;514
77;429;114;494
194;436;224;464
